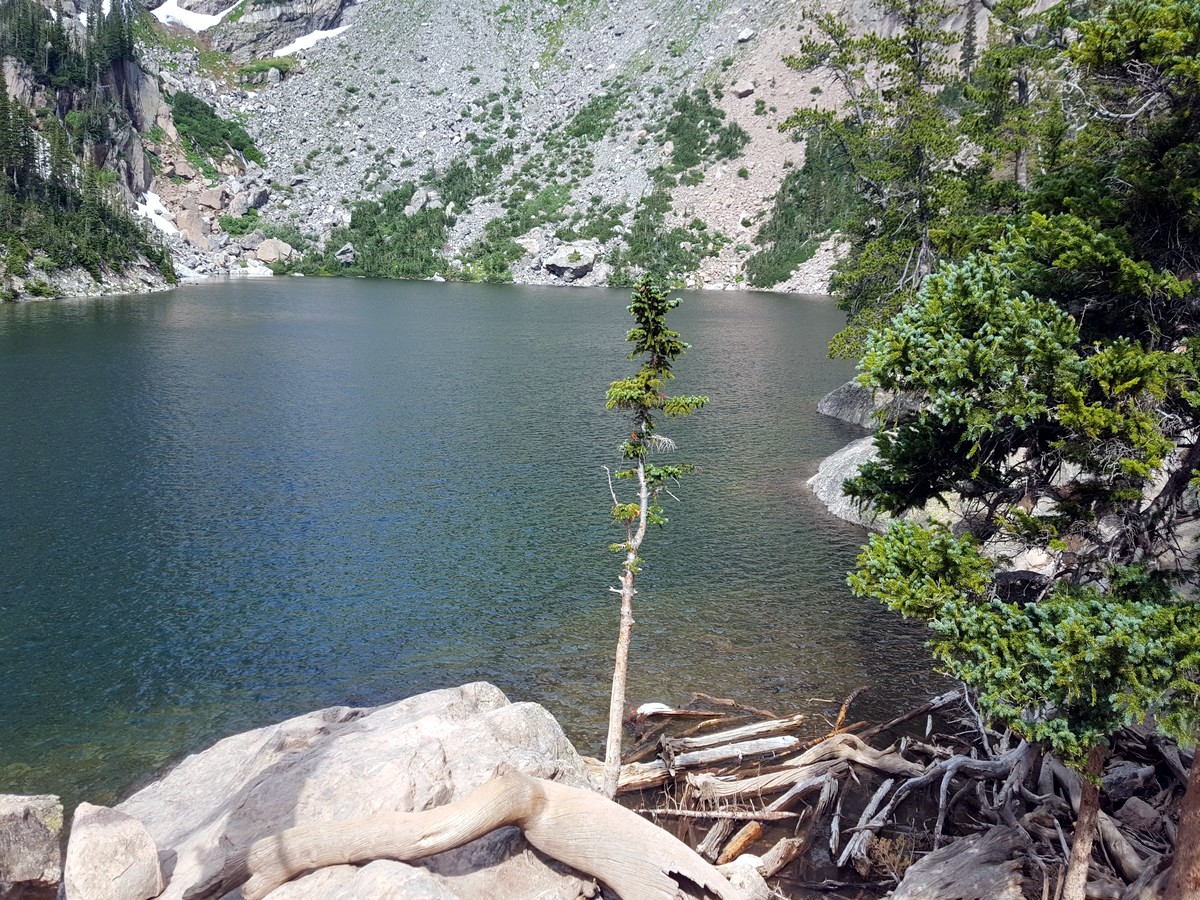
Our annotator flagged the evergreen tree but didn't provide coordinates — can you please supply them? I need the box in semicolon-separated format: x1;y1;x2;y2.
840;3;1200;896
784;0;984;357
600;279;707;798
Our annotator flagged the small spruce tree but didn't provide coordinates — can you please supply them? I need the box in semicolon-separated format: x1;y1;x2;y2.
600;278;707;799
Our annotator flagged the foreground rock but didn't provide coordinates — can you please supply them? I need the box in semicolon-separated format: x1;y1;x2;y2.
64;803;164;900
0;794;62;900
113;682;598;899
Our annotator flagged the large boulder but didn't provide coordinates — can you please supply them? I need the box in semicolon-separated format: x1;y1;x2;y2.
806;435;884;529
255;238;294;264
816;379;920;430
63;803;163;900
543;243;597;281
115;682;595;900
0;794;62;900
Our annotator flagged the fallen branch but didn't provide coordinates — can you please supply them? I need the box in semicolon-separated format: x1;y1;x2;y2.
231;771;748;900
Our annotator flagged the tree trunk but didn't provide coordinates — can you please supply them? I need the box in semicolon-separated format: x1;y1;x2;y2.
232;771;746;900
602;456;649;799
1165;746;1200;900
1062;744;1106;900
1014;69;1029;191
602;570;636;799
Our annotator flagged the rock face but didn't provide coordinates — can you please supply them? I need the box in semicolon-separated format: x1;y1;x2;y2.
0;794;63;900
816;379;920;429
806;435;884;530
63;803;164;900
115;682;594;900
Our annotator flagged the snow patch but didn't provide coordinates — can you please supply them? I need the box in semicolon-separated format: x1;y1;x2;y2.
135;191;179;237
151;0;240;32
273;25;351;57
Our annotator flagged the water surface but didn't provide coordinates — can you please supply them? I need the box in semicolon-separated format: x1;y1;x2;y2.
0;278;936;806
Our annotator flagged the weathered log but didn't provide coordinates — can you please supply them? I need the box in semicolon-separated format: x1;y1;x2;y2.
756;836;808;879
670;735;801;771
661;713;806;755
837;777;894;873
697;819;735;862
713;768;842;866
230;771;747;900
687;733;922;801
889;825;1027;900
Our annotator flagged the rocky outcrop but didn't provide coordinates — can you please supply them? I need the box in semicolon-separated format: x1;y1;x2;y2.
816;379;921;429
113;682;596;900
0;794;62;900
543;243;597;281
207;0;357;62
63;803;164;900
255;237;294;263
806;435;883;529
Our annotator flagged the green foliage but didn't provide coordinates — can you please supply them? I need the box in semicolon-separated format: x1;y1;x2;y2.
785;0;987;355
660;86;749;171
169;91;264;166
564;83;625;143
852;524;1200;763
218;209;259;236
746;131;856;288
845;0;1200;771
605;278;707;546
608;184;726;286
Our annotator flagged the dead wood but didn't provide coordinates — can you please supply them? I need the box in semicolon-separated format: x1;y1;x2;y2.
757;836;808;879
229;771;747;900
713;768;842;866
836;777;894;873
856;688;964;742
889;825;1028;900
697;819;735;861
1048;757;1147;884
661;713;807;755
637;808;800;822
670;735;802;771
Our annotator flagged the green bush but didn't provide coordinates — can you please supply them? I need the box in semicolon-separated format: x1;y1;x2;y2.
169;91;264;165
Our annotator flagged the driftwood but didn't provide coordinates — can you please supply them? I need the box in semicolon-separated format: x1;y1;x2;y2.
661;713;806;755
207;771;747;900
888;825;1027;900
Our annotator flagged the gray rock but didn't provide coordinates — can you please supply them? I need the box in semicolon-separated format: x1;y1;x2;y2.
246;187;271;210
175;208;213;251
227;192;251;218
256;238;294;263
405;187;431;217
63;803;164;900
816;379;919;429
1115;797;1162;835
334;242;356;265
737;27;756;42
732;80;755;98
116;683;593;900
239;230;266;251
543;243;597;281
198;186;227;210
0;794;62;900
806;435;882;529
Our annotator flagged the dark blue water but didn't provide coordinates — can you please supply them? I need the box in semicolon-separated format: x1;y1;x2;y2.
0;278;934;806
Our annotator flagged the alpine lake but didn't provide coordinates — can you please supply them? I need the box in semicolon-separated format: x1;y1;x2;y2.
0;278;938;808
